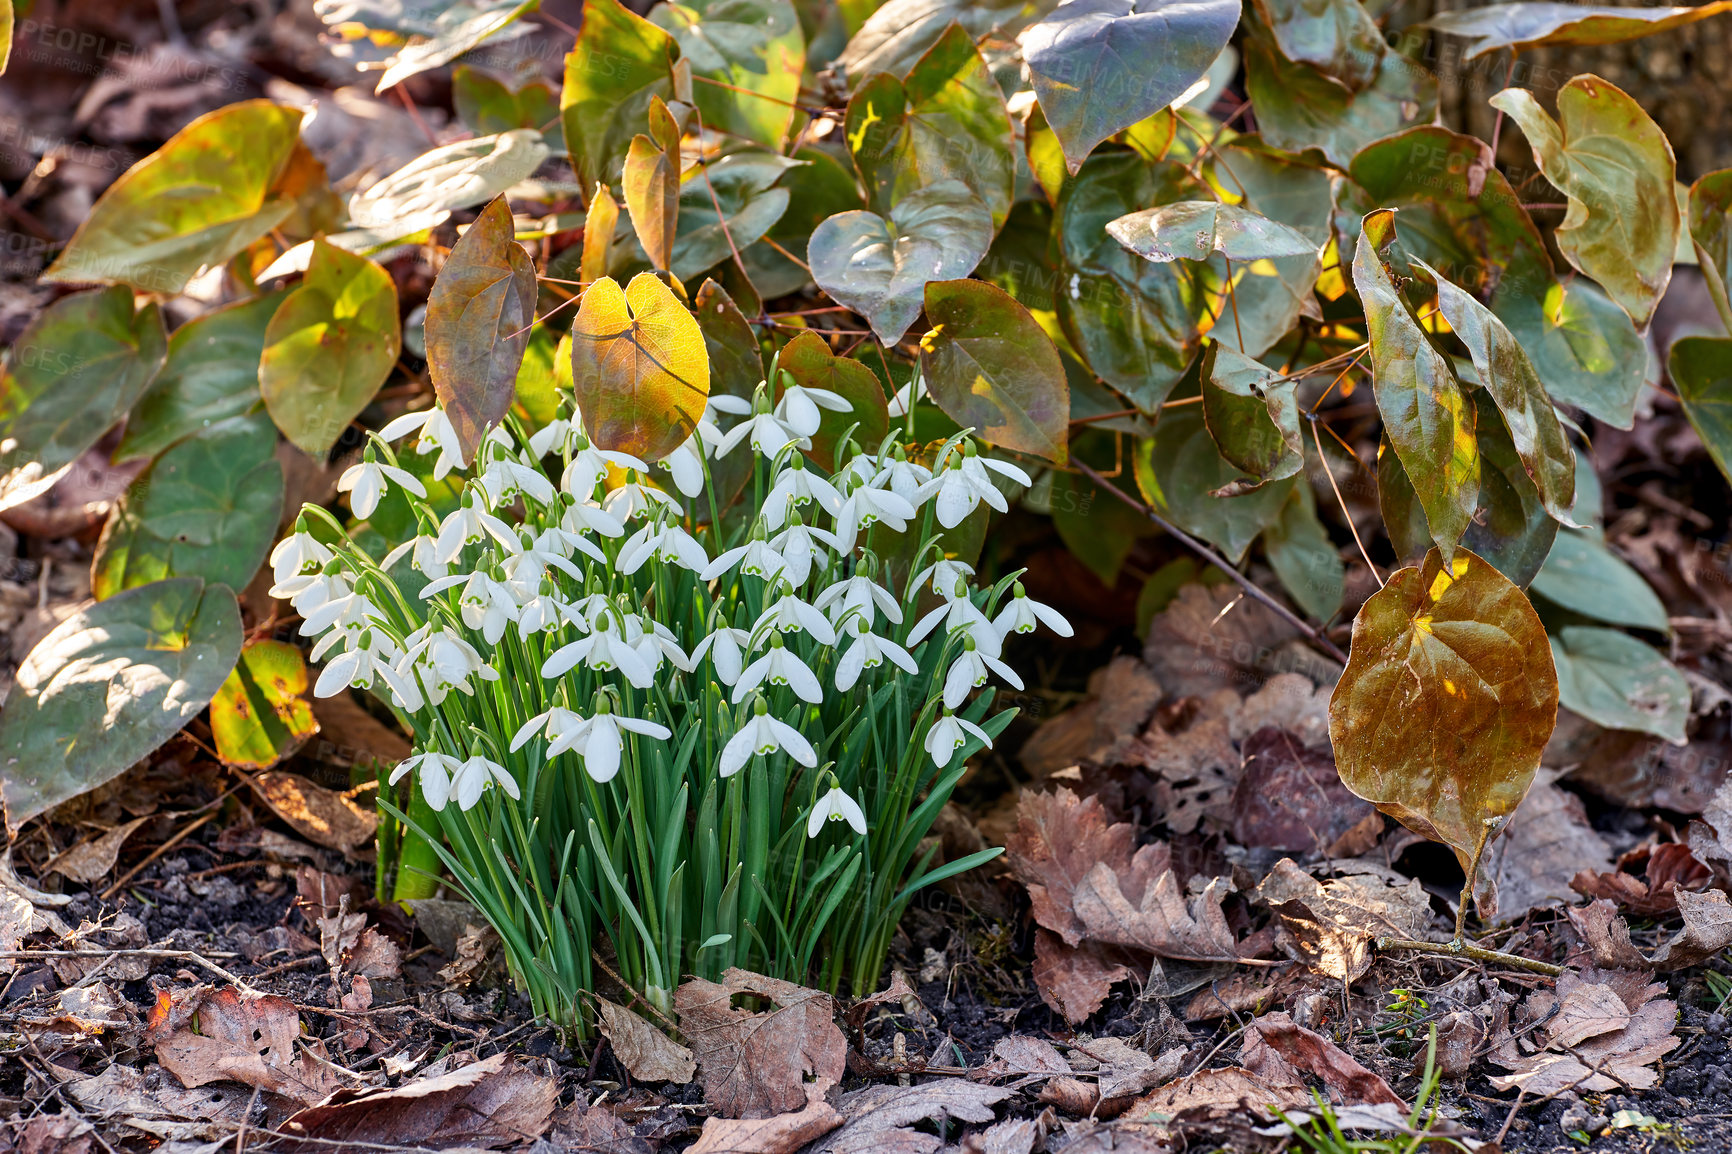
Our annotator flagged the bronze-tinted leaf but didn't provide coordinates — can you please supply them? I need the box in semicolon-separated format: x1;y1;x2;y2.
561;0;677;190
1329;548;1558;875
1424;1;1732;58
570;273;710;462
776;332;888;471
210;640;319;770
623;98;682;273
581;184;620;286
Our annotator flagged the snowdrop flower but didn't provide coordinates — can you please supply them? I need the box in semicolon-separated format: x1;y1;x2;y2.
831;480;916;553
571;700;671;782
560;435;647;500
660;432;708;498
919;454;1005;528
943;636;1023;709
382;531;449;580
449;752;520;810
557;493;626;542
768;515;840;587
529;416;575;458
961;443;1032;493
775;382;851;438
907;592;1002;657
994;583;1074;638
701;525;788;583
434;496;519;563
807;781;867;838
619;516;710;575
834;616;918;691
754;587;838;646
517;580;574;638
542;615;656;688
874;445;933;506
270;526;332;585
602;472;682;522
422;570;519;645
714;396;808;459
691;626;751;685
814;573;903;628
271;564;350;617
400;625;496;706
910;558;976;600
381;406;465;480
631;617;695;675
338;452;426;521
720;696;817;777
314;629;418;705
762;458;842;529
503;530;589;595
886;372;926;419
302;586;386;637
924;710;993;768
477;454;556;509
733;634;823;704
390;750;464;810
510;706;589;755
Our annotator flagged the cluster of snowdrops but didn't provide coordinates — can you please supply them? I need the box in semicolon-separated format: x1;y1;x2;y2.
267;359;1070;1023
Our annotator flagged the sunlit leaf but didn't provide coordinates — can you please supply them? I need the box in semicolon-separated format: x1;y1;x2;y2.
582;184;621;285
1490;76;1677;329
210;640;320;770
1330;548;1558;876
1689;171;1732;337
777;331;888;471
426;195;538;462
1672;336;1732;489
1018;0;1239;173
43;100;303;294
347;129;550;239
513;324;562;430
624;98;684;273
260;240;402;456
1264;480;1344;622
93;413;284;599
562;0;679;191
1423;0;1732;58
1351;210;1477;563
809;180;993;345
0;286;165;512
1133;405;1290;562
836;0;1047;81
672;152;802;282
0;0;11;74
270;142;347;243
744;148;865;298
1108;200;1318;264
571;273;710;461
1201;343;1302;495
0;577;242;830
370;0;538;91
652;0;805;149
1531;528;1671;633
1550;626;1688;744
453;64;563;148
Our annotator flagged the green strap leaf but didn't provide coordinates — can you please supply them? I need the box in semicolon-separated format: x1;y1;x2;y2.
1550;626;1689;745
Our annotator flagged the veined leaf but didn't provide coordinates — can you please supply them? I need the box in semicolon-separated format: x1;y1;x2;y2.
1250;0;1384;89
366;0;538;91
777;331;889;471
1672;336;1732;488
672;152;802;282
918;279;1069;464
1689;171;1732;335
453;64;563;147
0;578;242;831
809;180;993;345
1133;406;1290;562
1531;528;1670;633
1424;1;1732;58
210;640;319;770
1108;200;1317;264
1490;76;1677;330
427;195;538;463
651;0;805;149
44;100;303;294
1018;0;1240;173
562;0;678;191
0;286;165;512
1264;480;1344;622
744;148;865;298
625;97;684;274
347;129;550;238
92;413;284;600
260;240;402;456
571;273;710;462
582;184;621;285
1330;548;1558;877
836;0;1046;81
1201;343;1301;495
1550;626;1688;744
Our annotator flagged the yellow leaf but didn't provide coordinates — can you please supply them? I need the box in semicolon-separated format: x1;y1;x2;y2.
571;273;709;462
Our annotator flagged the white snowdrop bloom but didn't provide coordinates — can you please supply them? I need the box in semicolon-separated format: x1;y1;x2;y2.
380;407;466;480
560;494;627;540
691;626;751;685
834;449;881;490
762;461;842;529
720;698;817;777
924;710;993;767
389;751;464;810
510;706;588;755
910;558;976;600
873;450;933;506
421;570;519;645
619;518;710;575
338;457;426;521
715;407;808;459
660;433;707;498
907;593;1002;657
834;617;918;691
541;616;656;688
557;704;673;783
961;449;1032;493
528;417;574;458
561;439;647;500
994;583;1074;638
270;530;332;585
309;617;398;665
314;630;418;704
807;783;867;838
301;586;385;637
563;592;619;633
815;574;903;628
733;636;824;704
767;517;840;587
381;533;449;580
631;617;695;675
701;534;789;583
919;457;1008;528
774;383;852;438
450;753;520;811
754;589;838;646
943;637;1023;709
400;625;496;706
434;499;519;563
271;567;350;617
502;533;588;596
830;481;916;553
885;373;926;419
517;584;574;638
477;455;556;509
602;475;682;522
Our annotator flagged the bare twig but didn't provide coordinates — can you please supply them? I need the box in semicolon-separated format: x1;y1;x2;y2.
102;811;218;899
1374;936;1563;978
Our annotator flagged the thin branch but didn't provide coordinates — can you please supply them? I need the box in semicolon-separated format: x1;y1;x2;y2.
1375;936;1562;978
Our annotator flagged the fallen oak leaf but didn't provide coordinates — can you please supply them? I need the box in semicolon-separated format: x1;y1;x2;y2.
1568;889;1732;971
1030;929;1133;1026
250;770;376;853
596;995;696;1084
1242;1012;1404;1108
1252;858;1433;983
1007;787;1169;947
687;1079;842;1154
42;816;152;885
1071;863;1241;963
805;1080;1013;1154
675;967;846;1118
147;985;347;1106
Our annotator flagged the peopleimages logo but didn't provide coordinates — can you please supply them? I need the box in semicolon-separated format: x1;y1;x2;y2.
14;19;250;93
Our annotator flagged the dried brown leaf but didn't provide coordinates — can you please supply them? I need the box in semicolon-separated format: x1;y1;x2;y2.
276;1053;557;1151
687;1080;842;1154
675;967;846;1118
1490;995;1679;1096
1569;889;1732;971
806;1081;1013;1154
1573;842;1711;917
1128;1064;1310;1121
1542;980;1631;1048
147;986;347;1106
1007;787;1168;946
972;1036;1072;1087
43;816;151;884
1243;1012;1404;1107
596;996;696;1084
251;770;376;853
1230;727;1375;854
65;1062;253;1142
1031;929;1132;1026
1473;772;1614;923
1252;859;1432;982
1071;864;1240;963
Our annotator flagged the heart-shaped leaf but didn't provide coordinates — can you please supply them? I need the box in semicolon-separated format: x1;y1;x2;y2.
1132;406;1291;562
373;0;538;92
1330;548;1558;876
44;100;303;294
117;293;284;464
93;413;284;599
562;0;678;191
1351;210;1478;562
571;273;710;462
1672;336;1732;488
346;129;550;240
0;286;166;512
1531;528;1671;633
652;0;805;149
809;180;993;345
454;64;562;144
919;279;1069;464
1423;0;1732;58
1689;172;1732;337
210;640;320;770
624;98;684;273
260;240;402;457
672;152;801;282
1491;76;1677;329
1200;343;1302;495
0;577;242;831
426;195;538;462
777;332;888;471
1109;200;1318;264
837;0;1041;80
1018;0;1240;173
744;148;865;298
1252;0;1385;89
1264;481;1344;622
1550;626;1689;744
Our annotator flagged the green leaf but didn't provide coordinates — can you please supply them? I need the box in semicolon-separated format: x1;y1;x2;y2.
1252;0;1385;88
92;413;284;600
918;279;1069;464
1490;76;1677;329
210;639;319;770
672;152;802;282
426;195;538;463
1342;127;1646;429
652;0;806;149
1201;343;1302;495
44;100;303;294
0;286;166;512
571;273;711;461
1689;171;1732;336
836;0;1047;81
453;64;563;147
1350;210;1477;563
513;324;563;430
692;279;760;515
1531;529;1670;633
346;129;550;240
371;0;539;91
1108;200;1318;264
0;577;242;830
1330;548;1557;877
1423;1;1732;58
1017;0;1239;173
260;240;402;457
744;147;865;298
1264;480;1343;622
1550;626;1689;744
809;180;993;345
776;331;888;471
1133;405;1290;562
1049;464;1151;585
1672;336;1732;488
562;0;678;191
843;23;1015;228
